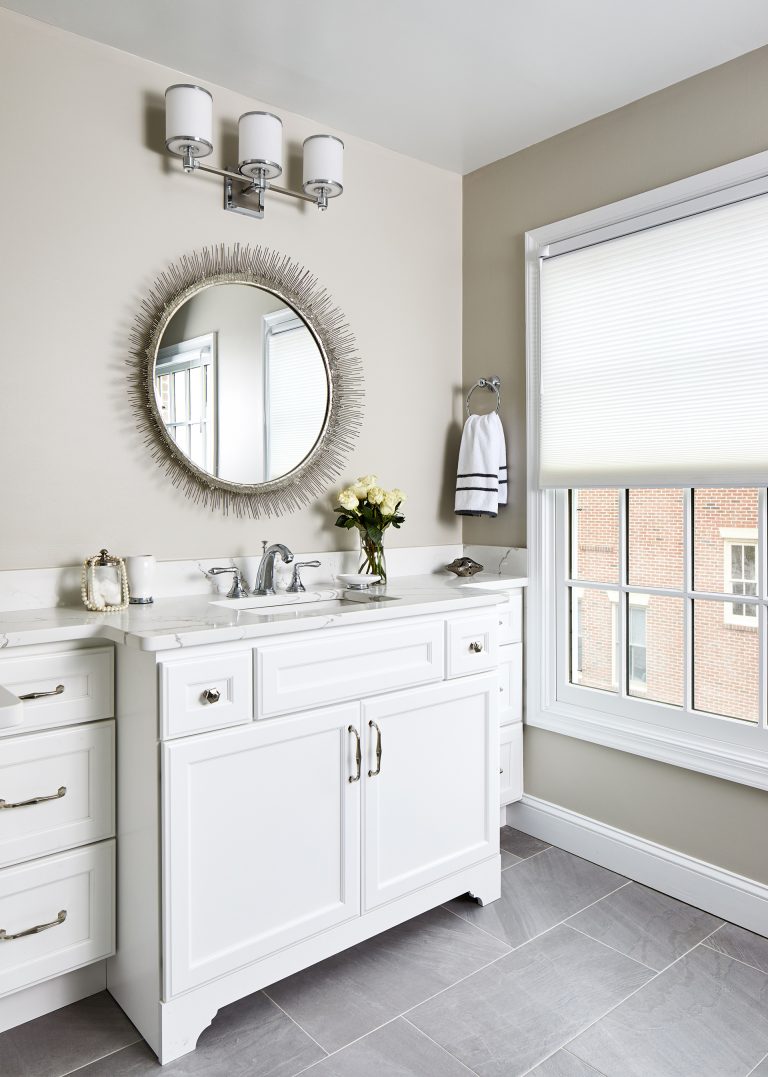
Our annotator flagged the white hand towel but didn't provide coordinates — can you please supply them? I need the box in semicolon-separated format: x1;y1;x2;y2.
455;412;507;517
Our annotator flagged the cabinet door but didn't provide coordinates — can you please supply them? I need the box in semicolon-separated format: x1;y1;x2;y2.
362;674;498;911
163;704;361;997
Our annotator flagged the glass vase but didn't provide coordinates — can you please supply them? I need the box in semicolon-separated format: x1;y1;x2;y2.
358;530;387;583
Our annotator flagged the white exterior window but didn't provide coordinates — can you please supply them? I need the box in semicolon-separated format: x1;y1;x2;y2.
526;151;768;791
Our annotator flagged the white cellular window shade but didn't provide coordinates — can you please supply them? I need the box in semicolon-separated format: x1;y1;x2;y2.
265;321;328;480
539;192;768;488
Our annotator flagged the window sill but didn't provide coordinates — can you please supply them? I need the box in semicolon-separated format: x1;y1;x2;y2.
528;703;768;791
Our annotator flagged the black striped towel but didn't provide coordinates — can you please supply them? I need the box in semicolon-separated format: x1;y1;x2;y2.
454;412;507;517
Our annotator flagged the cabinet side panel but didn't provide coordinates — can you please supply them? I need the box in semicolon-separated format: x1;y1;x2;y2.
107;646;161;1052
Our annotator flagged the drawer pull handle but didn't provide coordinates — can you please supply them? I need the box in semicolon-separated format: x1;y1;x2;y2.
18;684;65;701
368;720;383;777
202;688;221;704
0;785;67;810
469;641;484;653
1;909;67;942
348;726;362;783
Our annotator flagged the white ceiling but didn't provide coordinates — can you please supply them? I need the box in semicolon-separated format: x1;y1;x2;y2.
5;0;768;173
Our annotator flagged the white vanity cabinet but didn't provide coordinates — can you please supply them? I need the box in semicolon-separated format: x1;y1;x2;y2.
109;608;504;1064
0;643;116;1032
494;587;524;806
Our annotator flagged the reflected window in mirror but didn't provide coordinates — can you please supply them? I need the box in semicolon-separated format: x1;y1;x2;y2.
264;310;329;480
155;334;216;474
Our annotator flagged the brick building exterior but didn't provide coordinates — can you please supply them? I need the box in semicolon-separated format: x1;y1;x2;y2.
572;488;758;723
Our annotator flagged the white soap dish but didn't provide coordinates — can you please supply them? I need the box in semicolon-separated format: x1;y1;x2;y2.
337;573;381;590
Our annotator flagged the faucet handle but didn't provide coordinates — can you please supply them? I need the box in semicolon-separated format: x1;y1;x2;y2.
286;560;321;594
209;566;249;600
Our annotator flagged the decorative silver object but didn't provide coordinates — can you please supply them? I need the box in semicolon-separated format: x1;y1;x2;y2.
129;244;364;517
81;549;130;612
447;556;484;577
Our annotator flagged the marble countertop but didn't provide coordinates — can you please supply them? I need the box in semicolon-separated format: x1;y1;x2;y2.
0;572;527;653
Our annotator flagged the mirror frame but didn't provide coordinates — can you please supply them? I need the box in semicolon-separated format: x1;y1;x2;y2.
129;244;364;516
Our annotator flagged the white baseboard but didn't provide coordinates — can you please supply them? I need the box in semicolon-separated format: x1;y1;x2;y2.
507;795;768;937
0;962;106;1033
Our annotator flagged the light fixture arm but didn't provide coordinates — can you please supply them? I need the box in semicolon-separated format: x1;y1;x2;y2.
181;153;318;211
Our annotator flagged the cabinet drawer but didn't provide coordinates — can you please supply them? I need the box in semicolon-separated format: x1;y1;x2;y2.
257;620;444;718
0;721;114;869
500;723;523;806
499;642;523;724
0;648;113;737
161;651;253;738
0;841;115;998
446;615;498;679
496;590;523;645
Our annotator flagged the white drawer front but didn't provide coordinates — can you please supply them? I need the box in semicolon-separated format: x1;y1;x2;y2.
161;651;253;739
497;590;523;645
0;841;115;998
499;642;523;724
500;722;523;806
257;620;444;718
0;721;114;868
446;615;498;679
0;648;113;736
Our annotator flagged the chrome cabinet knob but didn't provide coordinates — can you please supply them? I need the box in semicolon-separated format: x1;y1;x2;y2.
202;688;221;704
469;641;483;653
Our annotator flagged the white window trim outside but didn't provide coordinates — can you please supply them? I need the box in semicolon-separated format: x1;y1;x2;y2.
720;528;759;627
525;149;768;791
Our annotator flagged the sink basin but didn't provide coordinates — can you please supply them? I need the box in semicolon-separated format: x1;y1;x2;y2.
209;589;339;611
235;599;348;621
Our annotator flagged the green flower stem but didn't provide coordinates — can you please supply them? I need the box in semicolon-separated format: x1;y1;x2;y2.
358;530;387;582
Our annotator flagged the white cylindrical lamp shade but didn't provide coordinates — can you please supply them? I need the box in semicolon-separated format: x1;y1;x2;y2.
303;135;344;198
165;84;213;158
238;112;283;179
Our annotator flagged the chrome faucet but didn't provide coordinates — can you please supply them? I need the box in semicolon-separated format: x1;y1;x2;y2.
253;542;294;595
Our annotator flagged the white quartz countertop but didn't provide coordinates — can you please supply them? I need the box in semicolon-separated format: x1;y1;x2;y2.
0;572;527;653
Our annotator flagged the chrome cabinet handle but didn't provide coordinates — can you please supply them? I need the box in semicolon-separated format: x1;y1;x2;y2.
469;641;484;653
348;725;362;783
368;720;382;777
18;684;65;701
0;785;66;810
202;688;221;704
1;909;67;942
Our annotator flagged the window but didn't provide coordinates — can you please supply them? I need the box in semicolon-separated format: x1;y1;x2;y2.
155;334;216;474
527;151;768;789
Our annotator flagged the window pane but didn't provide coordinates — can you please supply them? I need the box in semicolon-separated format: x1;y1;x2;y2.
693;488;759;593
570;588;617;693
627;596;684;707
693;599;759;723
189;366;204;423
173;370;188;424
627;489;684;590
570;490;619;583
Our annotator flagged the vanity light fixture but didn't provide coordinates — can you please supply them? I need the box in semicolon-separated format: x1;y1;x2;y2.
164;84;344;220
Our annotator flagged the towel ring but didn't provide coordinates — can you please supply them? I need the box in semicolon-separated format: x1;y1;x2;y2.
466;376;501;417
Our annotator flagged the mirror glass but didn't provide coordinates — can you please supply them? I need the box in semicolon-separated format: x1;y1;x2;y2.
154;283;329;485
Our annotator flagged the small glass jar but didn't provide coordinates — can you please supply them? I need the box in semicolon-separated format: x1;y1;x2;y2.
81;549;129;612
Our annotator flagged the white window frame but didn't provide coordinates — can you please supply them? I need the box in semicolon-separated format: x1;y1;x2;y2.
721;528;759;626
526;150;768;791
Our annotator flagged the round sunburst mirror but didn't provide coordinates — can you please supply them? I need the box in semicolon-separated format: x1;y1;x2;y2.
129;244;364;516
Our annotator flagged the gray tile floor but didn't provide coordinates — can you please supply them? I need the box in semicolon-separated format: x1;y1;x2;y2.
2;829;767;1077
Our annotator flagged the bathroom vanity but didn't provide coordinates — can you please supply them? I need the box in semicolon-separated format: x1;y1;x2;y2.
0;575;524;1063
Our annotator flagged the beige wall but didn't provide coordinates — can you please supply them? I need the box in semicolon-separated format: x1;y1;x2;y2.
0;9;462;569
463;47;768;884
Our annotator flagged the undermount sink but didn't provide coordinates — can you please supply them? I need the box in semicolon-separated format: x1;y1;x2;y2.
209;589;339;611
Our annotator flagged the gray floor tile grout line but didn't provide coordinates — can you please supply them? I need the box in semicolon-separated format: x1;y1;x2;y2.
400;1016;481;1076
563;922;658;972
288;949;514;1076
746;1049;768;1076
550;935;719;1071
262;988;330;1057
440;899;518;947
57;1036;143;1077
561;1045;610;1077
501;845;550;869
700;939;768;978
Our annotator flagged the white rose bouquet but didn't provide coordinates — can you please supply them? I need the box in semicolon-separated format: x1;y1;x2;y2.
333;475;406;582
